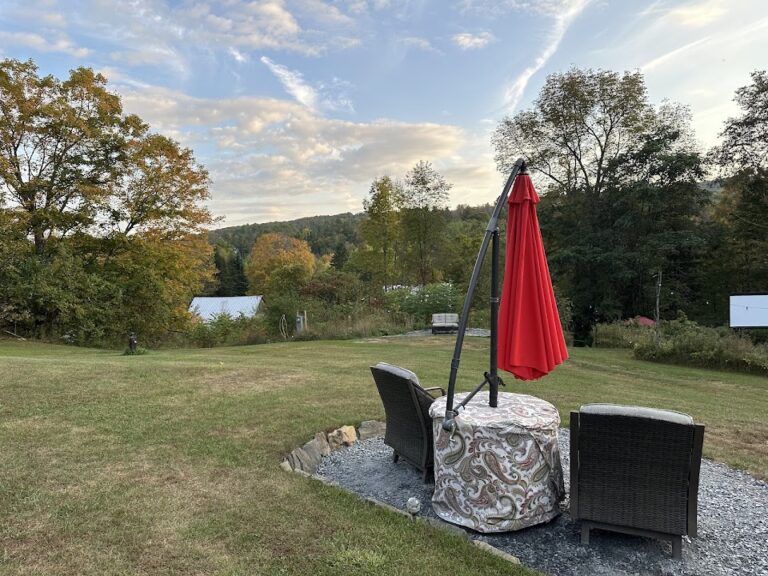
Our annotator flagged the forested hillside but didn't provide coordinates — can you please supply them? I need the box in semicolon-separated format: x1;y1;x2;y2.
209;213;365;257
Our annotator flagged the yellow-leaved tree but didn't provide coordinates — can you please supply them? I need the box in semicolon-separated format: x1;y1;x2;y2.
245;233;316;295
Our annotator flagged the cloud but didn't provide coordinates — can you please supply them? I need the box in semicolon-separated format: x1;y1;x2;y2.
591;1;768;147
398;36;440;53
113;82;498;225
0;31;90;57
452;31;495;50
640;36;712;72
110;45;189;77
503;0;592;110
260;57;356;113
260;56;319;110
667;0;727;27
229;47;248;63
461;0;582;17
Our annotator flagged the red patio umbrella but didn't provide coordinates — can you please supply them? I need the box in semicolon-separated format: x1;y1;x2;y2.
497;172;568;380
443;159;567;423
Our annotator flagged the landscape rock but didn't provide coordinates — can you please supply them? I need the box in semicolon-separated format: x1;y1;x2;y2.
280;460;292;472
313;431;331;456
328;425;357;450
358;420;386;441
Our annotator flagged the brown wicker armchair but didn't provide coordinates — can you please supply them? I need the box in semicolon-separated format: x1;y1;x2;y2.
570;404;705;559
370;362;445;482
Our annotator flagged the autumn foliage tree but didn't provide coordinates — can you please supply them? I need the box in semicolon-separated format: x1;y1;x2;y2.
245;232;316;295
0;59;214;343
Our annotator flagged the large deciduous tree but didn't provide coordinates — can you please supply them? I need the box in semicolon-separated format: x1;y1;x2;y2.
0;58;215;343
493;68;652;199
493;69;708;341
0;59;132;254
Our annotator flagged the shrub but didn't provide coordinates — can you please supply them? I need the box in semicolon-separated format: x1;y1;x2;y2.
633;313;768;376
122;346;148;355
384;283;460;326
189;313;268;348
593;321;654;349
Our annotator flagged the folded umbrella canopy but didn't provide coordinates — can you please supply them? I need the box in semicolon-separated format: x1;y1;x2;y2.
443;159;568;426
497;171;568;380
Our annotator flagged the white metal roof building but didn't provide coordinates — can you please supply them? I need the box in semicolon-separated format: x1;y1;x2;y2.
189;296;263;322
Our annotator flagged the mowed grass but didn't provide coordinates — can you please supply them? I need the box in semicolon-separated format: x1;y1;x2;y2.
0;337;766;575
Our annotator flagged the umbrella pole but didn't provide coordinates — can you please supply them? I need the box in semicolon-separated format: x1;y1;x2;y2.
443;158;524;430
489;228;500;408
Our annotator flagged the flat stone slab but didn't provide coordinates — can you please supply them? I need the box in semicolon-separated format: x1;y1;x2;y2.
316;431;768;576
358;420;386;441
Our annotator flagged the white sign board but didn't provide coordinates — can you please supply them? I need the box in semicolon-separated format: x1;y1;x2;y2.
729;295;768;328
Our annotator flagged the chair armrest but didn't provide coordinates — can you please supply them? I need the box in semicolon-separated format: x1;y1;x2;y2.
423;386;446;397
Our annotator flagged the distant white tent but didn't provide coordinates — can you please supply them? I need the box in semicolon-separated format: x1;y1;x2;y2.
189;296;263;322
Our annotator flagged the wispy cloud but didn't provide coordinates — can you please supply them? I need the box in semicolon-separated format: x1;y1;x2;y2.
667;0;727;27
261;56;319;110
110;45;189;78
228;47;247;63
503;0;592;111
0;30;90;58
452;31;495;50
398;36;440;53
260;57;356;113
640;36;712;72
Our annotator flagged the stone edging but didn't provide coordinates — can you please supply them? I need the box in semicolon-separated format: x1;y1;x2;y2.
280;420;386;474
280;421;521;567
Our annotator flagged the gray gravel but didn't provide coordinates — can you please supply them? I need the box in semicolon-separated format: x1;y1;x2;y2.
316;432;768;576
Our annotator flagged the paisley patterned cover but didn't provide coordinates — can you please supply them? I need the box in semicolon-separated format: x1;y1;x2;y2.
429;391;564;533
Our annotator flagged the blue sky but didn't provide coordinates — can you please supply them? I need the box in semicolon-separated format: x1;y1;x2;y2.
1;0;766;226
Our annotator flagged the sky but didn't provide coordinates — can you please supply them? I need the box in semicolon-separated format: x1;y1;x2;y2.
0;0;766;227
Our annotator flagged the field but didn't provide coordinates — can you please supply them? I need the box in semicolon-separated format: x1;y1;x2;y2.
1;337;766;575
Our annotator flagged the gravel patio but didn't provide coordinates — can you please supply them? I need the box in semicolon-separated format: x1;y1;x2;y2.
316;432;768;576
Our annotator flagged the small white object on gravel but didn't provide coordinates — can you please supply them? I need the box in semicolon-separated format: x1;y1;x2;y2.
316;431;768;576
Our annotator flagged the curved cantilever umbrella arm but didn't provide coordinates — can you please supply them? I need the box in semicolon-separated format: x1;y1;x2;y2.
443;158;525;429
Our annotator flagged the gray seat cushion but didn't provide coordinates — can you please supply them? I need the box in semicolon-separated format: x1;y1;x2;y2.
373;362;421;387
580;403;693;425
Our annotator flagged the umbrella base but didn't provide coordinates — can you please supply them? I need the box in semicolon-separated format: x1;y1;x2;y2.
430;392;564;533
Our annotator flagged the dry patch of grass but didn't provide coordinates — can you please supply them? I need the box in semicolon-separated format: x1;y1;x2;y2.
188;366;310;395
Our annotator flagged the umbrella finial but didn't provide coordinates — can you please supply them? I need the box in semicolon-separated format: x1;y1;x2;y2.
519;160;529;175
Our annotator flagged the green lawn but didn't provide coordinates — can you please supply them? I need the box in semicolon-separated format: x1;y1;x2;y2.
1;337;766;575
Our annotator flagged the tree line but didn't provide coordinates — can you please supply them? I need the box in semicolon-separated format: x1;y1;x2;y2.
212;68;767;343
1;59;766;345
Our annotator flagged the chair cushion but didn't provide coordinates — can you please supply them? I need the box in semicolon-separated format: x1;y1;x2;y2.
580;403;693;425
373;362;421;387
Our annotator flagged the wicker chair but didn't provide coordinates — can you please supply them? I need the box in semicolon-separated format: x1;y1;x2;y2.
370;362;445;482
570;404;705;559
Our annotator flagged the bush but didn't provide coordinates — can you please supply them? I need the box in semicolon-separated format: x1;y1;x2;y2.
593;321;654;349
384;283;460;327
122;346;148;355
633;313;768;376
189;313;268;348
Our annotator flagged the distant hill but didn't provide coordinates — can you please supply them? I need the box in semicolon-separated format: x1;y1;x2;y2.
208;212;365;257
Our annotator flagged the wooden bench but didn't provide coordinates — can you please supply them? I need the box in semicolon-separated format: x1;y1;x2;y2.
431;313;459;335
